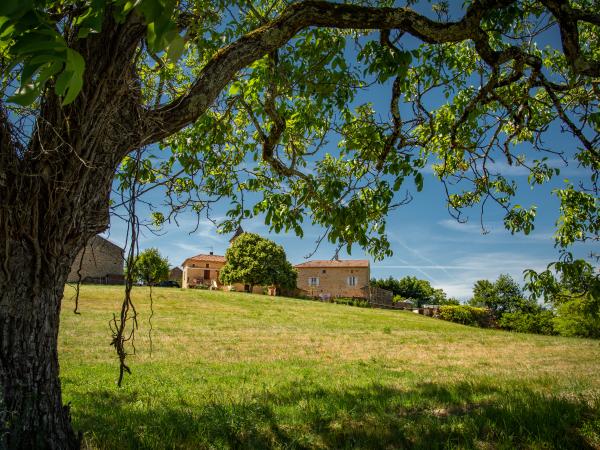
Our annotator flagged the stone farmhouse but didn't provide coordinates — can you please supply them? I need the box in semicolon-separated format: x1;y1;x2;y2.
67;235;124;284
181;252;227;289
180;227;370;298
294;259;370;299
181;227;265;293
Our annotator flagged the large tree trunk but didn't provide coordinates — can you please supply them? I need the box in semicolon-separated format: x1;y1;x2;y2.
0;240;80;449
0;148;118;448
0;11;147;447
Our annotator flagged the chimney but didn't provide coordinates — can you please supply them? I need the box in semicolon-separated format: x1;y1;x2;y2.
209;251;213;255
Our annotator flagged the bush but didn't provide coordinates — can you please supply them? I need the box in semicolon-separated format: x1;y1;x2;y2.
553;297;600;338
332;297;371;308
439;305;490;327
498;310;556;335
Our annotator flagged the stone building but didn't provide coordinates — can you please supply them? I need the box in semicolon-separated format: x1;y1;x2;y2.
67;235;124;284
294;259;370;298
169;267;183;284
181;226;267;293
181;251;264;293
181;253;226;289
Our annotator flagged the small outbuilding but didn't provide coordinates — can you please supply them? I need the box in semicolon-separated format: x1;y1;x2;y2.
169;267;183;284
67;235;124;284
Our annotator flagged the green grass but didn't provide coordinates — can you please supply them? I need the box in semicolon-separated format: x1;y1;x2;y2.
59;285;600;449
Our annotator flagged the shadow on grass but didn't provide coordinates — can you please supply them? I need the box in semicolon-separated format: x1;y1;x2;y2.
74;380;599;449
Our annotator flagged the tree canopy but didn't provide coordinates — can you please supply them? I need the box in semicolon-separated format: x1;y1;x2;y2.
129;248;170;285
1;0;598;272
219;233;297;291
469;274;536;318
372;275;448;307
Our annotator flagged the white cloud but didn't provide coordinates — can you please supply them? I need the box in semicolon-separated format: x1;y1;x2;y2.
372;249;551;301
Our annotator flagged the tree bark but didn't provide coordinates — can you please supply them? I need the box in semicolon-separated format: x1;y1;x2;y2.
0;240;80;449
0;10;146;447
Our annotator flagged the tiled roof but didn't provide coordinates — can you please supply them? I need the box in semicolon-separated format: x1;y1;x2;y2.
182;254;226;266
294;259;369;268
90;235;124;253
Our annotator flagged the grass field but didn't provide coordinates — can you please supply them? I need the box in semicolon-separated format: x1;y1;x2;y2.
59;285;600;449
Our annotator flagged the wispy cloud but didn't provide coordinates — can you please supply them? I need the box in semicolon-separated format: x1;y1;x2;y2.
433;252;549;300
387;231;451;284
437;219;555;243
437;219;499;234
372;249;551;300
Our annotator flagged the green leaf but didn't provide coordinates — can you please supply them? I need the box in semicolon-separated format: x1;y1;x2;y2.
54;69;73;97
166;34;185;62
0;0;33;17
62;72;83;105
8;83;39;105
414;172;424;192
56;49;85;105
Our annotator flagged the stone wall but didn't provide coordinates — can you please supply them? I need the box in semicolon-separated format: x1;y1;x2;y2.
182;260;225;288
169;267;183;283
296;266;370;298
67;236;124;283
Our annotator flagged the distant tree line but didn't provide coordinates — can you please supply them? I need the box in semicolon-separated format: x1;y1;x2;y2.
371;274;600;339
370;276;460;307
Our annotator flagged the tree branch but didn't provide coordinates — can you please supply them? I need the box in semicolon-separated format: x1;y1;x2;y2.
139;0;518;145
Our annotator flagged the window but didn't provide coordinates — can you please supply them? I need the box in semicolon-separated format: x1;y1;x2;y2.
308;277;319;287
205;263;209;268
322;269;326;274
347;276;357;287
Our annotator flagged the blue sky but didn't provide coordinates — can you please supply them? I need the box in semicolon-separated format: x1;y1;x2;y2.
105;154;593;300
103;2;596;300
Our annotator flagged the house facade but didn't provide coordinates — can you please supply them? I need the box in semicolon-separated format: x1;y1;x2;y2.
181;253;226;289
67;235;124;284
180;228;371;296
294;260;370;298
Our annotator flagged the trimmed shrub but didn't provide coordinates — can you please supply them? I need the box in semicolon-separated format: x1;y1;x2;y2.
439;305;490;327
498;310;556;335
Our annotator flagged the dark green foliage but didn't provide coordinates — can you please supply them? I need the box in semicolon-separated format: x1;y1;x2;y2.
331;297;371;308
498;310;556;335
438;305;490;327
129;248;170;285
439;297;461;306
526;256;600;306
553;295;600;339
219;233;296;292
372;276;446;307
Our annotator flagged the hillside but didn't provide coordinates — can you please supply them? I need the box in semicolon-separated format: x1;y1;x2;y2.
59;286;600;449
